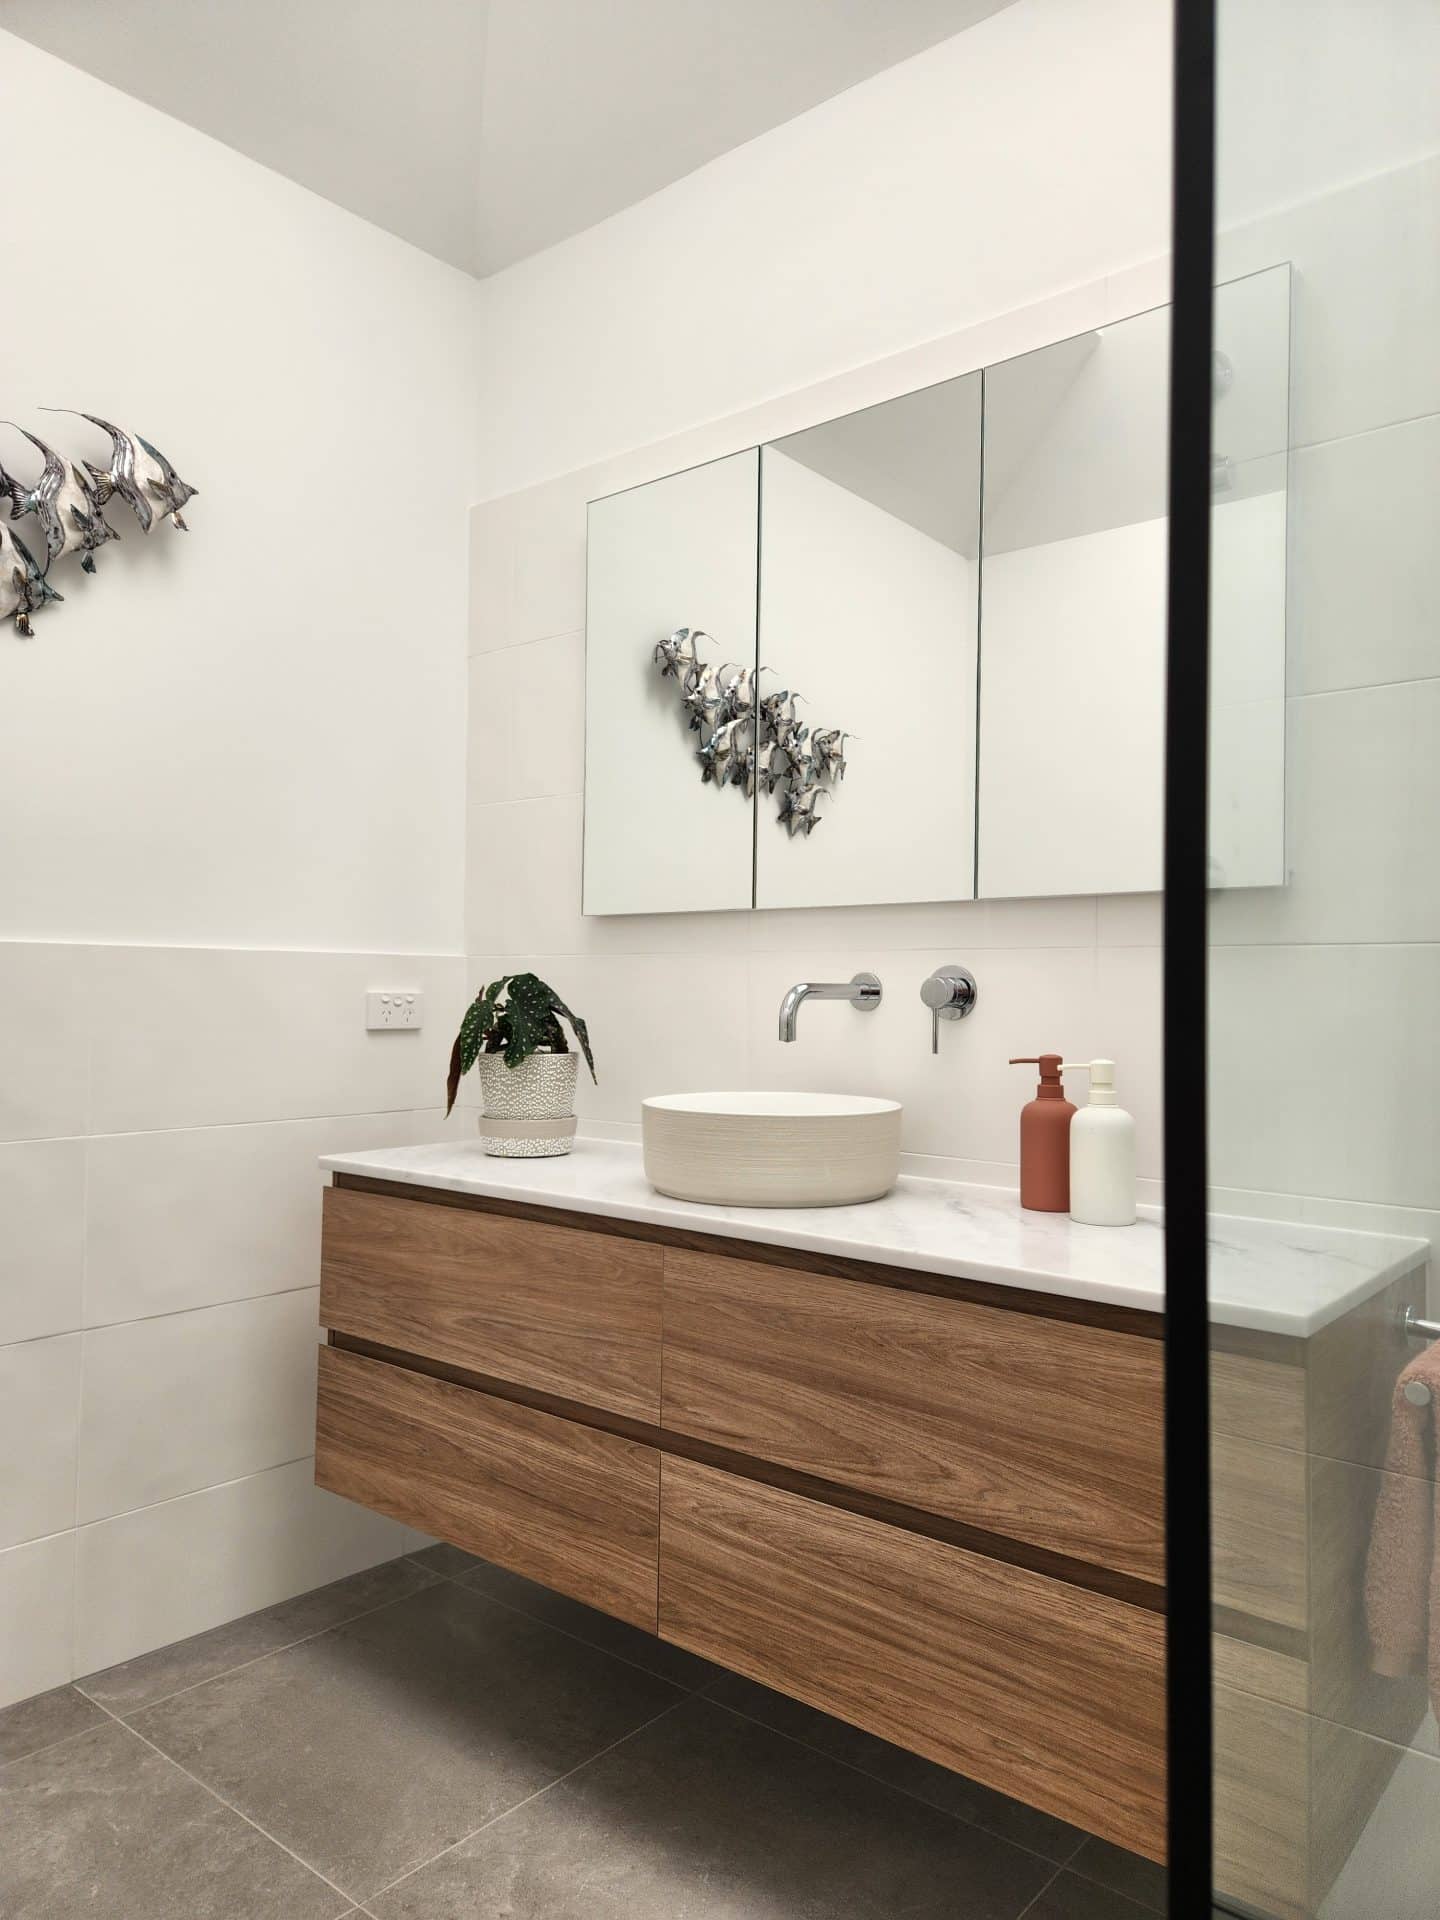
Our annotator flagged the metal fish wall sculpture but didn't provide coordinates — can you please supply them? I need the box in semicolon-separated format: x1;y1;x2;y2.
0;409;197;639
0;426;120;573
48;411;198;533
653;626;851;836
0;522;62;636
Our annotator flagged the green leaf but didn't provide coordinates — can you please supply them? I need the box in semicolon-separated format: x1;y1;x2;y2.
545;990;597;1084
448;972;596;1091
444;976;509;1114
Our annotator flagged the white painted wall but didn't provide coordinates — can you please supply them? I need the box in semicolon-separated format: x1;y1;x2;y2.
0;33;477;955
0;37;477;1706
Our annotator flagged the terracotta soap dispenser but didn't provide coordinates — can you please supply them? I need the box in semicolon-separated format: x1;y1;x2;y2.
1008;1054;1077;1212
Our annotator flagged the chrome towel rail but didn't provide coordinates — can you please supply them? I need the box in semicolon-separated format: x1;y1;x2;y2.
1398;1306;1440;1405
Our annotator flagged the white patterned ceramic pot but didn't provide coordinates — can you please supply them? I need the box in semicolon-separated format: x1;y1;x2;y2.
476;1053;578;1157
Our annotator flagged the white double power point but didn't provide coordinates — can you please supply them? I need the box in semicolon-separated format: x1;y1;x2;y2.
365;991;423;1031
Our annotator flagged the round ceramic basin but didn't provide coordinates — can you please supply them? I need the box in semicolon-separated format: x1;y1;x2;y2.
641;1090;902;1208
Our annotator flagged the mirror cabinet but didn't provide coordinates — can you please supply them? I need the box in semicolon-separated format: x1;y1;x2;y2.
583;266;1289;916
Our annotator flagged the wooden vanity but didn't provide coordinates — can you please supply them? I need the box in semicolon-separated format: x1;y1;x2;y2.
315;1173;1168;1861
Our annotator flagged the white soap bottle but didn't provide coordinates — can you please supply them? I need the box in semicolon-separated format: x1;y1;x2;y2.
1061;1059;1136;1227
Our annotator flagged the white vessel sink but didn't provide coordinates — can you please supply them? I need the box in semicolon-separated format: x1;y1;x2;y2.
641;1091;902;1208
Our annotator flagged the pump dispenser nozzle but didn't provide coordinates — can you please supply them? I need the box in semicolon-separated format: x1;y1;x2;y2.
1059;1058;1119;1106
1009;1053;1066;1094
1009;1053;1075;1210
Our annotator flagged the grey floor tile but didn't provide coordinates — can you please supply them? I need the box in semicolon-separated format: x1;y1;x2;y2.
0;1718;347;1919
1020;1867;1154;1919
132;1578;684;1903
407;1543;486;1579
706;1670;1087;1864
458;1557;720;1689
369;1694;1055;1920
0;1684;108;1766
1068;1836;1167;1912
80;1555;438;1716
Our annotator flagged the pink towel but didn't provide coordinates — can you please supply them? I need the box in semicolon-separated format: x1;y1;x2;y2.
1365;1341;1440;1713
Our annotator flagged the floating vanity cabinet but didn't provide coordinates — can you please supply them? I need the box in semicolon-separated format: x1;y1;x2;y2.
315;1175;1168;1863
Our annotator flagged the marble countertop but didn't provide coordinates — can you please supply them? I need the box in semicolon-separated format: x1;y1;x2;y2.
320;1138;1429;1339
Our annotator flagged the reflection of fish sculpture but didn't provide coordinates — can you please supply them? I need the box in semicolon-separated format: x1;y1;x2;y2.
714;663;755;719
0;523;63;635
681;661;722;733
0;426;119;573
753;740;786;795
45;411;197;533
697;717;749;787
810;728;850;782
778;779;826;837
654;628;702;679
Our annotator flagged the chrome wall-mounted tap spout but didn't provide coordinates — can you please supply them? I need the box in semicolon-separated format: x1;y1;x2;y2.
778;972;882;1042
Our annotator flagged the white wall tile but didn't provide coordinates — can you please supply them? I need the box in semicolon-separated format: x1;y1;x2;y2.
744;894;1099;956
470;793;750;960
564;953;751;1130
0;1336;81;1549
74;1458;418;1677
83;1109;453;1328
466;648;511;807
1097;893;1164;945
78;1291;321;1523
745;945;1108;1167
1287;414;1440;696
1220;155;1440;448
0;944;89;1143
1210;943;1440;1209
511;477;589;648
473;795;579;954
86;948;464;1133
468;495;519;655
0;1139;85;1344
509;631;585;799
0;1531;75;1708
1093;946;1165;1182
1211;681;1440;948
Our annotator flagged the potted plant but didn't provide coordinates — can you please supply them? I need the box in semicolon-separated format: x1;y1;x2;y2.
445;972;596;1158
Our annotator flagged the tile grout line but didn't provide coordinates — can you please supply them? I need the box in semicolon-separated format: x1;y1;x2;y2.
360;1691;696;1910
410;1556;714;1696
699;1690;1088;1874
0;1706;115;1774
1013;1859;1068;1918
83;1694;361;1914
419;1553;1090;1876
74;1564;444;1720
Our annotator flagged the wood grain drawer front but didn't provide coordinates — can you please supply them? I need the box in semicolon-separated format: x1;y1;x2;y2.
320;1187;662;1420
316;1346;660;1630
659;1458;1166;1860
662;1249;1164;1582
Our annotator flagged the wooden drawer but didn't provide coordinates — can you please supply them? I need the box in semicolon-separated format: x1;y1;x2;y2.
659;1457;1165;1858
316;1345;660;1629
320;1186;662;1420
661;1249;1164;1582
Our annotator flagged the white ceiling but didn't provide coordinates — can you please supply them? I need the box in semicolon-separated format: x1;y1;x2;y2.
0;0;1018;278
